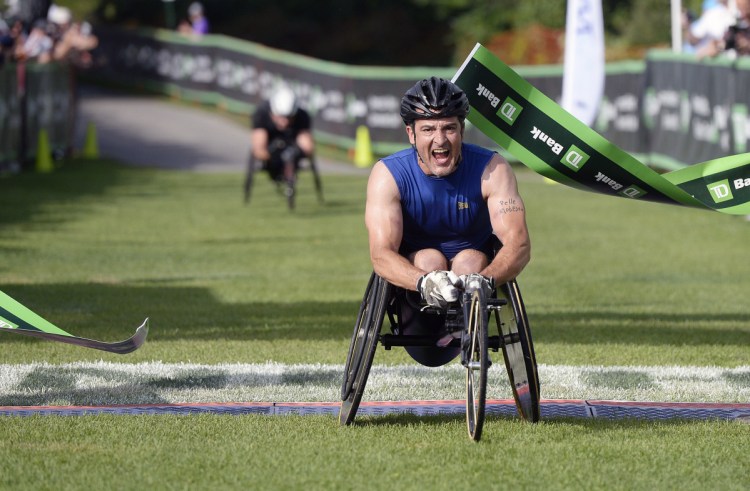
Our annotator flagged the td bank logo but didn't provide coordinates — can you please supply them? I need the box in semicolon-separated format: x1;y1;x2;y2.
707;179;734;203
561;145;590;172
497;97;522;125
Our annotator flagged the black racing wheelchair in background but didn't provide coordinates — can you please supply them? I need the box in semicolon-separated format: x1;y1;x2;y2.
339;271;540;441
243;145;323;210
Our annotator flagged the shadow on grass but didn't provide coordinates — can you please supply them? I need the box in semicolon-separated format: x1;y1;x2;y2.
1;283;748;348
0;283;356;344
0;159;158;233
529;311;750;346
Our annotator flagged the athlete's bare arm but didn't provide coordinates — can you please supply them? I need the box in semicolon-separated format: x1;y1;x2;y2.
251;127;270;161
365;161;426;291
480;154;531;283
295;129;315;157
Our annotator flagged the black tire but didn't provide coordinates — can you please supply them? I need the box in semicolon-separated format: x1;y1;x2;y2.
285;178;296;210
464;288;489;441
341;273;375;400
495;280;540;422
309;155;324;203
339;272;391;425
243;153;256;204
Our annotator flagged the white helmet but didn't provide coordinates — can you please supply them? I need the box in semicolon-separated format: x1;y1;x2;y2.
270;86;298;117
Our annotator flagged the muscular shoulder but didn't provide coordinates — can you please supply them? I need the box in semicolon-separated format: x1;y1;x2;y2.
481;153;519;198
367;161;399;199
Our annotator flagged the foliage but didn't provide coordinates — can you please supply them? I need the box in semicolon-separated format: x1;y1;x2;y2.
615;0;673;47
73;0;687;66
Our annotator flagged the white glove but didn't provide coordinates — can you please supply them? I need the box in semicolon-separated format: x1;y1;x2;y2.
459;273;495;297
417;271;460;309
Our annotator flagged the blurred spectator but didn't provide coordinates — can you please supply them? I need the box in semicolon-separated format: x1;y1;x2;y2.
0;16;12;65
682;0;734;56
1;16;25;64
6;0;50;27
701;0;750;58
724;0;750;55
0;4;98;66
178;2;209;36
2;4;98;67
18;19;53;63
47;5;98;67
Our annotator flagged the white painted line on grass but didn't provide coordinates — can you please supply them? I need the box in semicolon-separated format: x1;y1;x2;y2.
0;362;748;407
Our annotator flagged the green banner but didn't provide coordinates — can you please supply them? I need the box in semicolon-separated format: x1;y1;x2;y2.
453;44;750;215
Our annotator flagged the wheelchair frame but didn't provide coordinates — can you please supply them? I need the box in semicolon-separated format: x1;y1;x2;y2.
339;272;540;441
243;151;324;210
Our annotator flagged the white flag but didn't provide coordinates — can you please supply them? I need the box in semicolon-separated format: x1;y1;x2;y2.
561;0;605;126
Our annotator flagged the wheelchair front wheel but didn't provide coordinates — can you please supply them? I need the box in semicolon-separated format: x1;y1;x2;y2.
464;288;489;441
308;155;324;203
339;273;390;425
243;152;256;204
495;280;540;422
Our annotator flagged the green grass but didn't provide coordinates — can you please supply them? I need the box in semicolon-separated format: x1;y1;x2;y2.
2;415;749;490
1;158;749;489
1;158;748;366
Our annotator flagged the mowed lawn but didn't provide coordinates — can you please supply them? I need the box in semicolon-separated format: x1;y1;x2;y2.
1;158;749;490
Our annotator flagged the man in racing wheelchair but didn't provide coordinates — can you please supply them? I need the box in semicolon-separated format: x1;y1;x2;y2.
339;77;537;439
365;76;531;365
244;85;321;209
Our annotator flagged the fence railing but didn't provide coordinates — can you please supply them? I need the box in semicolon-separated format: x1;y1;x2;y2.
0;61;76;172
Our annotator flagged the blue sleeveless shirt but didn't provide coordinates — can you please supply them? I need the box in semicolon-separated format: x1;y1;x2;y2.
383;143;494;260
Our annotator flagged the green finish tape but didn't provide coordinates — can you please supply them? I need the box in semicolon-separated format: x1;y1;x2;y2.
453;44;750;215
0;291;72;336
0;291;149;354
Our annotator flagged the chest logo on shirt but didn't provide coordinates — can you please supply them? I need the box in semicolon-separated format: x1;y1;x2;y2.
457;201;469;210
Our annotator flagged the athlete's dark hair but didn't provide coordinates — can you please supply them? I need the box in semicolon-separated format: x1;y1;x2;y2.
400;76;470;126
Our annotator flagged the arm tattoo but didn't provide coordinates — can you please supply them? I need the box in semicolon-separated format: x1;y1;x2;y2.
496;198;524;215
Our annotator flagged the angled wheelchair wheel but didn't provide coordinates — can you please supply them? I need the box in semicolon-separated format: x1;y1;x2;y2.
243;152;256;204
339;272;391;425
284;177;296;211
308;155;324;203
495;279;540;422
464;288;489;441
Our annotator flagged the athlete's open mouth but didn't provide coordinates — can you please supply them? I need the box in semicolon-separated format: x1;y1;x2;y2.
432;148;450;161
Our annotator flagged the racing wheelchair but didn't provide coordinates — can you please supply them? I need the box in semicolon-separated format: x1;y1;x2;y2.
243;145;324;210
339;272;540;441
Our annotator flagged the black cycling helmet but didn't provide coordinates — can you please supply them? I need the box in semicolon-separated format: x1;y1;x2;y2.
400;76;470;125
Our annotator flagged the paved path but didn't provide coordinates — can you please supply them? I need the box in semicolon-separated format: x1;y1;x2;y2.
73;86;369;175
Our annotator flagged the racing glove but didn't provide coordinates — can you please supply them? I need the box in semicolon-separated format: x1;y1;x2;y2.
417;270;460;309
459;273;495;298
